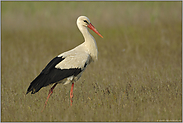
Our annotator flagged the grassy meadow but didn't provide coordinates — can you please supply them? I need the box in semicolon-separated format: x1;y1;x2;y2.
1;1;182;122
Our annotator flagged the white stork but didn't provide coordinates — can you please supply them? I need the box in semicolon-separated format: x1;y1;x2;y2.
26;16;103;111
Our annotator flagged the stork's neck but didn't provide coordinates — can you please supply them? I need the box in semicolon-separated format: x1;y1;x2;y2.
78;25;98;61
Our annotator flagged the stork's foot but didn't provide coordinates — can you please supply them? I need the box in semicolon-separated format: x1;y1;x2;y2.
41;83;57;112
70;83;74;106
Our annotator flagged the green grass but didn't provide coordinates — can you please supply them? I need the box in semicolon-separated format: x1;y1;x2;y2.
1;1;182;122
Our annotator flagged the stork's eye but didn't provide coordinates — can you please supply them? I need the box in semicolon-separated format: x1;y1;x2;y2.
84;20;89;24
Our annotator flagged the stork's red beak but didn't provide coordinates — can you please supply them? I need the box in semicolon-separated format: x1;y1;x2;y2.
87;23;103;38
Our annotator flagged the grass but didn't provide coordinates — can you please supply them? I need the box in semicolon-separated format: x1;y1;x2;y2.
1;1;182;122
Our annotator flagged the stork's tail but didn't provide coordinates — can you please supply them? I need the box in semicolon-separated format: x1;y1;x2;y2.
26;73;48;94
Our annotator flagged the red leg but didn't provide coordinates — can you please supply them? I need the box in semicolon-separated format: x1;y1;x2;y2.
70;83;74;106
41;83;57;112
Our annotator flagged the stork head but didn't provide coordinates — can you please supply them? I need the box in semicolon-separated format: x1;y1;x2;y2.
77;16;103;38
77;16;91;27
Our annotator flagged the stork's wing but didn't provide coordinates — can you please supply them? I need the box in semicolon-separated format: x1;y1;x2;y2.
55;51;91;70
41;56;65;74
26;52;91;94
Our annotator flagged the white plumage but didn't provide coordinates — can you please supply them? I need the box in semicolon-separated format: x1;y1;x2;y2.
26;15;103;111
56;47;91;70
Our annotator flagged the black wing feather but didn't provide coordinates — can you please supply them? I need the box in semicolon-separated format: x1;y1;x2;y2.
26;56;82;94
41;56;65;74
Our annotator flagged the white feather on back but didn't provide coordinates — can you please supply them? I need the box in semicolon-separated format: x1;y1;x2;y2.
55;50;91;70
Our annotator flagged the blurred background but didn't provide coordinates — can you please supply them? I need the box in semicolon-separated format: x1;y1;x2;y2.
1;1;182;122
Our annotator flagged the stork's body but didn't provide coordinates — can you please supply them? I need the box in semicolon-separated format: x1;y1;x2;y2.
26;16;103;111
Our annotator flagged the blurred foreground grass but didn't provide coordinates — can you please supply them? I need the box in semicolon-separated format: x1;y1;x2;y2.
1;1;182;122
